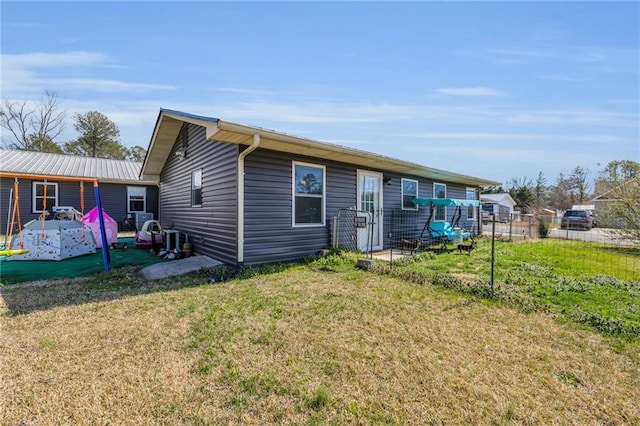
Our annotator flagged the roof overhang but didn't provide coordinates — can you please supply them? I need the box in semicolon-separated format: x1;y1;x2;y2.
0;172;155;186
141;109;500;187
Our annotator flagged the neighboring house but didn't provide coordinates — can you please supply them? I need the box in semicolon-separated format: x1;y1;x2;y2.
480;193;516;222
140;109;499;266
588;178;639;227
571;204;595;211
0;149;158;233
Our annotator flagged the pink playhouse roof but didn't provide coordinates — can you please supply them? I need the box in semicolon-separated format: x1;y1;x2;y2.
82;207;116;223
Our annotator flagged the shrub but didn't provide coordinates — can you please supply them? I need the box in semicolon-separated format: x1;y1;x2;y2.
538;217;551;238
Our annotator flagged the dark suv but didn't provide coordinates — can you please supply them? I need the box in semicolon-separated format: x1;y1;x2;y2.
561;210;594;230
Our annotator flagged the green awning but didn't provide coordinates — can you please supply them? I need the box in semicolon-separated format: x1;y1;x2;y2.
412;198;481;207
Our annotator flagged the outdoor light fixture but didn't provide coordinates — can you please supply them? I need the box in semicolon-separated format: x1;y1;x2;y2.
383;176;392;185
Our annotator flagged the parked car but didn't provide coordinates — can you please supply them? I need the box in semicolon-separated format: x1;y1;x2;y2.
561;210;594;230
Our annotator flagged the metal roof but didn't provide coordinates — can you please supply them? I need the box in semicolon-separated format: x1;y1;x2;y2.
0;149;156;184
141;108;500;187
480;193;516;206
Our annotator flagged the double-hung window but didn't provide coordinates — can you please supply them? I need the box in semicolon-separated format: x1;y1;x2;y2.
127;186;146;213
433;182;446;221
293;161;325;226
32;181;58;213
402;178;418;210
191;169;202;207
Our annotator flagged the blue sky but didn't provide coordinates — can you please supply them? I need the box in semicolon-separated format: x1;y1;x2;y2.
2;1;638;186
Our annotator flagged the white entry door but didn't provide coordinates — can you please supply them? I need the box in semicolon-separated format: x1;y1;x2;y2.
357;170;383;251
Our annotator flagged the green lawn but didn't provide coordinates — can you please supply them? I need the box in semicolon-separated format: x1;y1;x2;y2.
2;263;639;424
370;238;640;339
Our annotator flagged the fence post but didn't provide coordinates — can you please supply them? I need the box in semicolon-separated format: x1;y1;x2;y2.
490;215;496;294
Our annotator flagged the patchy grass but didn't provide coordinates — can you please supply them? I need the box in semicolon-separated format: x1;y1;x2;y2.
1;261;639;424
377;238;640;339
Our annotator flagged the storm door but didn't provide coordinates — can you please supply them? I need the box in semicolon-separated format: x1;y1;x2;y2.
357;170;383;251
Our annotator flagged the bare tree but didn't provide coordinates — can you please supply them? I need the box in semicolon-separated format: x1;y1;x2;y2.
549;173;573;211
569;166;591;204
0;90;66;152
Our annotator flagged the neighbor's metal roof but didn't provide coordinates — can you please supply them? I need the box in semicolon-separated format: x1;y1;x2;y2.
141;108;500;187
0;149;156;184
480;193;516;206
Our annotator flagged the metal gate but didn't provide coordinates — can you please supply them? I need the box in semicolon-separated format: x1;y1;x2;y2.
331;208;373;254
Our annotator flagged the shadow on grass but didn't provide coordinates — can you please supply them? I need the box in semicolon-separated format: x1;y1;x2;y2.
0;266;212;316
596;245;640;257
0;260;302;316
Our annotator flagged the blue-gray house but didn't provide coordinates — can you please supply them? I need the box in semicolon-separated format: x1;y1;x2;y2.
0;149;158;233
140;109;498;266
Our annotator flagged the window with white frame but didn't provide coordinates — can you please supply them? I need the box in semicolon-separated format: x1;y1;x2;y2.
402;178;418;210
127;186;147;213
293;161;325;226
466;188;477;220
433;182;446;221
32;181;58;213
191;169;202;207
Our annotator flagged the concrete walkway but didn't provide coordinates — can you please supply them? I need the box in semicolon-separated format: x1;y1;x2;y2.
140;255;222;280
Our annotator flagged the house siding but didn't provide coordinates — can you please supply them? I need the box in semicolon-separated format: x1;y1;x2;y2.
0;177;157;233
158;124;239;264
153;127;482;267
378;173;480;250
243;149;357;265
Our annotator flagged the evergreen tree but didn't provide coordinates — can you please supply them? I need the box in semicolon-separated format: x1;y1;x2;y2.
64;111;126;159
126;145;147;162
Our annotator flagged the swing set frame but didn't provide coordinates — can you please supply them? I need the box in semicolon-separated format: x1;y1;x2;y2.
0;172;112;273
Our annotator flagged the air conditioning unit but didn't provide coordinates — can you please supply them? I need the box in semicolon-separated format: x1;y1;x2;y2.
134;212;153;230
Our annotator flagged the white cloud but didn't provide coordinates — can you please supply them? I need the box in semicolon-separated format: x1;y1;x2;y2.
3;51;112;68
506;109;638;128
435;87;507;97
396;132;629;145
37;78;174;93
1;51;174;96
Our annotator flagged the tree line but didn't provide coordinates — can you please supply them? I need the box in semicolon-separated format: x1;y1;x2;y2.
0;91;146;162
484;161;640;213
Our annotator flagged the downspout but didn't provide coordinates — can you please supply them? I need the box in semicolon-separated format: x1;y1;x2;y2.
237;134;260;265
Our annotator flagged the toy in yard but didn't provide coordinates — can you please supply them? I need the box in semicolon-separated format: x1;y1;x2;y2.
0;175;111;273
402;198;480;253
1;178;29;258
82;206;118;248
134;220;164;251
5;178;97;261
5;218;97;261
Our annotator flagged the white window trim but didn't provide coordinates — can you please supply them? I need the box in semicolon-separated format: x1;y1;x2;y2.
292;161;326;227
32;181;59;213
127;186;147;213
466;187;477;220
191;169;203;207
401;178;419;210
433;182;447;221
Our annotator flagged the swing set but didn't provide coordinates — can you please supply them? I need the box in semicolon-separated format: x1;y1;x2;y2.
0;172;112;274
401;197;481;253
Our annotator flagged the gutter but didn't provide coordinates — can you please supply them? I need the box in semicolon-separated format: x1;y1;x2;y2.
237;134;261;265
